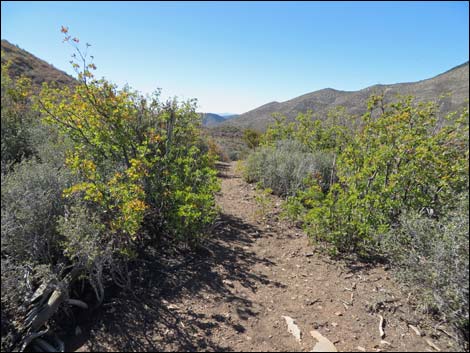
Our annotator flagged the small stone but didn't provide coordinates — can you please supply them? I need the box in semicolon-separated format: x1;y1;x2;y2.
223;279;234;287
311;330;337;352
335;311;343;316
282;315;302;342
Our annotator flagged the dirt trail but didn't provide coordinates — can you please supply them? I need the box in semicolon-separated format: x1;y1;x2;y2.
71;162;456;352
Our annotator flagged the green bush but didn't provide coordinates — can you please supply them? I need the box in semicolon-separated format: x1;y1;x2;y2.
37;34;220;249
300;97;468;255
1;60;38;170
381;192;469;342
243;128;261;149
244;139;334;196
253;96;469;347
1;29;221;351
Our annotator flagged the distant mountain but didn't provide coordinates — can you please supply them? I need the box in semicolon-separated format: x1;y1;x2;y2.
218;113;239;118
224;61;469;131
200;113;227;127
220;114;239;120
1;39;76;88
200;112;239;127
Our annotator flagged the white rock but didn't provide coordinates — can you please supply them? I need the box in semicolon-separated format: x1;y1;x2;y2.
310;330;337;352
282;316;302;343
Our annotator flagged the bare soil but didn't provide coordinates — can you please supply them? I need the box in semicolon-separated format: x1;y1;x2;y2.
68;162;458;352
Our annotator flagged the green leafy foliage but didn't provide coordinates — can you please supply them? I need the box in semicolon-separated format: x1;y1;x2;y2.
254;186;273;219
1;28;221;351
262;107;357;153
303;96;468;255
1;59;37;170
247;94;469;342
242;128;261;149
36;30;220;253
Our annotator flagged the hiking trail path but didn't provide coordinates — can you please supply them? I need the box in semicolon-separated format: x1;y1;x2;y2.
72;162;455;352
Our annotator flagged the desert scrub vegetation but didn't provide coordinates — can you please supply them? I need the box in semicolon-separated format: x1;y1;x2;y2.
243;107;357;196
1;28;220;352
244;139;334;196
381;192;469;344
245;95;469;345
253;187;274;219
242;128;261;149
1;60;38;170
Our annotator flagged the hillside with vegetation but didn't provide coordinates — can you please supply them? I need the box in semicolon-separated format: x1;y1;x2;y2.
224;61;469;131
1;39;76;88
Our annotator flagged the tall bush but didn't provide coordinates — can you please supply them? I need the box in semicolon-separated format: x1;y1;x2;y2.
1;28;220;351
1;60;37;170
301;96;468;255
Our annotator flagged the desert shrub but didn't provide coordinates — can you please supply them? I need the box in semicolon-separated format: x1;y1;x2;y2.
244;139;333;196
300;96;468;256
1;158;73;264
37;30;220;250
1;60;38;171
1;158;73;351
250;94;469;348
281;195;306;224
1;28;220;351
228;150;241;161
254;187;273;219
202;136;230;162
262;107;357;153
381;192;469;343
243;128;261;149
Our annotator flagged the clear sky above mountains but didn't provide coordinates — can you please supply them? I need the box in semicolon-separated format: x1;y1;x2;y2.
1;1;468;114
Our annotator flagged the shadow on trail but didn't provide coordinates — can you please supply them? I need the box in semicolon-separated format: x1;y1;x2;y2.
66;212;282;352
215;161;234;179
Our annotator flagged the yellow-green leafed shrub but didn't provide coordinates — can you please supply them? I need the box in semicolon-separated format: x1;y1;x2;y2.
36;31;220;253
1;59;37;170
303;97;468;256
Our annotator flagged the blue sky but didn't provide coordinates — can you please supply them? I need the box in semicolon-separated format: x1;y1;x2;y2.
1;1;468;114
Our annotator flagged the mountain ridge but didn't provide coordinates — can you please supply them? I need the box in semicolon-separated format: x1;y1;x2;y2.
223;61;469;131
1;39;76;88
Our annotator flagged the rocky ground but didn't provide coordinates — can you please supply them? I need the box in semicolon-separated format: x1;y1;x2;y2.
67;162;458;352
